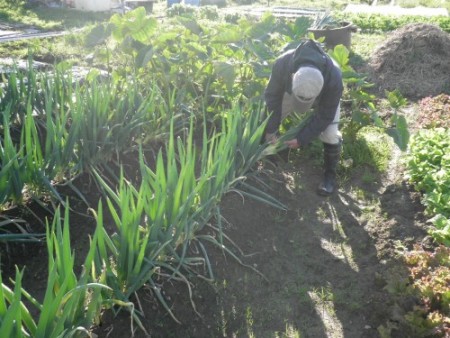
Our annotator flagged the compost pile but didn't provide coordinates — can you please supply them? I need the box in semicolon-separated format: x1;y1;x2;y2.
369;23;450;99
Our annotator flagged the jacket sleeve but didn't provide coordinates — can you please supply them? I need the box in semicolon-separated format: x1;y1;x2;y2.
296;70;343;145
264;58;287;134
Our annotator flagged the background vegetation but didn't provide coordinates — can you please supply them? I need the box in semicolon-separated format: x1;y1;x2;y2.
0;0;449;336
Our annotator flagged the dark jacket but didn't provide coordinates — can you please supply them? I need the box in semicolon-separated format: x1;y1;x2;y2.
264;40;343;145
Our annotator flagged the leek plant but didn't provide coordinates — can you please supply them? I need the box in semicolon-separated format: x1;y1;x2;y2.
0;99;61;207
0;216;44;243
0;205;111;337
0;105;50;241
0;64;34;127
0;268;32;337
91;104;284;324
39;72;79;180
2;63;175;201
0;107;29;204
69;75;174;172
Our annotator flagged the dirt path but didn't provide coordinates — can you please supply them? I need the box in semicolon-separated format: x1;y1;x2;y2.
94;143;428;338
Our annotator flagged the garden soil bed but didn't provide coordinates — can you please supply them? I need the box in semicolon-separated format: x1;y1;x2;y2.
96;145;429;337
2;138;429;338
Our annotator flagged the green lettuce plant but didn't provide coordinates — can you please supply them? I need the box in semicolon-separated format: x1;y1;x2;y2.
406;128;450;246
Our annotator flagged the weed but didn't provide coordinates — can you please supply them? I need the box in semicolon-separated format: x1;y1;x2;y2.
316;206;328;221
312;284;334;303
361;169;376;184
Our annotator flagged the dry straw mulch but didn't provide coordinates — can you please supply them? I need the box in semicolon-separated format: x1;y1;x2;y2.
369;23;450;99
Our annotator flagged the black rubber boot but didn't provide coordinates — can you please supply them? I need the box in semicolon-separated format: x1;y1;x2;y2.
317;142;341;196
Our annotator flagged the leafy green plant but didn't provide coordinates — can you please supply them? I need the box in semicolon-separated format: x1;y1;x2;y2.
310;11;342;30
83;9;303;123
0;267;33;337
166;3;198;18
329;44;409;151
70;76;150;171
0;61;35;126
403;245;450;336
199;6;220;21
385;89;409;151
0;102;58;206
406;128;450;245
428;215;450;247
5;61;171;176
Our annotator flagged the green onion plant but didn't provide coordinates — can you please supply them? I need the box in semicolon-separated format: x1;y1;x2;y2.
0;205;112;337
90;103;284;325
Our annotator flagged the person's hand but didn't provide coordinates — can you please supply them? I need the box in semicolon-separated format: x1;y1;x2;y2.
265;133;278;144
285;138;300;149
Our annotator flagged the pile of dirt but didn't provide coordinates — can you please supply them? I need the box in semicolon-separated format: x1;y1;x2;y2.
368;23;450;99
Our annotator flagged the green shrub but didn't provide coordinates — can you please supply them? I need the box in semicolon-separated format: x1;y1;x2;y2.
166;3;198;17
337;13;450;33
199;5;220;20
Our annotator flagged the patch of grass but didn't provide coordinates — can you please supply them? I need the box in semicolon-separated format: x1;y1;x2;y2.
274;324;301;338
0;41;30;60
352;186;372;202
343;126;393;173
0;0;112;30
273;210;289;224
30;7;113;29
0;1;111;64
316;206;328;221
312;284;335;303
0;33;88;65
0;0;60;30
32;33;92;65
350;32;386;67
361;168;376;184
